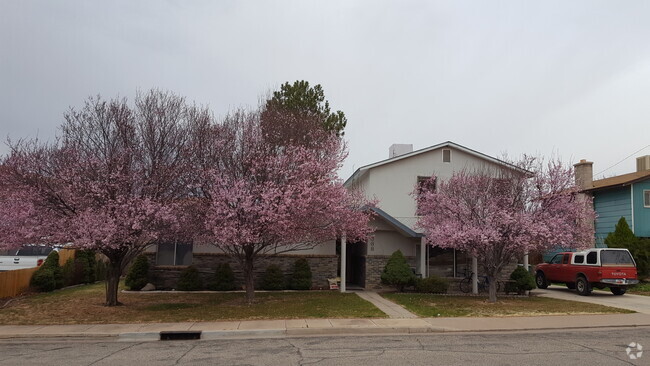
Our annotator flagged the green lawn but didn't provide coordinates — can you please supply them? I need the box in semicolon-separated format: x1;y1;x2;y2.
0;282;386;325
383;293;634;317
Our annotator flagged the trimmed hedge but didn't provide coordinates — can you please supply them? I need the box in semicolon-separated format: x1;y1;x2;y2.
261;264;285;290
381;250;415;292
125;255;150;291
30;251;63;292
207;263;236;291
61;257;77;287
75;250;97;284
177;266;203;291
415;276;449;293
290;258;312;290
505;266;535;294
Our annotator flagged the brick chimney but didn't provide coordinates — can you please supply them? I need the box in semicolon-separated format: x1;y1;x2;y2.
637;155;650;172
573;159;593;190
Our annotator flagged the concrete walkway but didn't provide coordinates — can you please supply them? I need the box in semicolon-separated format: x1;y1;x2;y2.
1;313;649;341
353;291;418;319
533;287;650;314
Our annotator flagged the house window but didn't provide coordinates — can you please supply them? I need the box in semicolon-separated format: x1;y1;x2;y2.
417;176;437;195
644;190;650;208
156;242;193;265
442;149;451;163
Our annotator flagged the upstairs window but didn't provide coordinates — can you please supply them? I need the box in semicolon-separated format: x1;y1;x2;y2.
442;149;451;163
644;190;650;208
416;176;437;214
417;176;437;195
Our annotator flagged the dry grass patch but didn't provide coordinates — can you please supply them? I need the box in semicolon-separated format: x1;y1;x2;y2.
383;293;634;317
0;282;386;325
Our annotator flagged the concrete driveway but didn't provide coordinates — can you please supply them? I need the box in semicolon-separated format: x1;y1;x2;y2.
533;286;650;314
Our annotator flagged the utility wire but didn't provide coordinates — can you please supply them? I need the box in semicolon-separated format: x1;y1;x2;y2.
594;144;650;176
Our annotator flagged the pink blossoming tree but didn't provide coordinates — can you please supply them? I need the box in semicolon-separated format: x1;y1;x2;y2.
416;158;595;302
0;91;205;306
202;111;372;302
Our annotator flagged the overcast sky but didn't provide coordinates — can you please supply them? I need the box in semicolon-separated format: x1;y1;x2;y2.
2;1;650;179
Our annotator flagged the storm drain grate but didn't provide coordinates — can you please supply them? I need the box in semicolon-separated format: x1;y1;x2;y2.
160;331;202;341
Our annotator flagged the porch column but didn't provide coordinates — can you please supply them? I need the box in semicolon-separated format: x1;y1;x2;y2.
420;237;427;279
471;256;478;294
523;253;529;273
340;233;347;293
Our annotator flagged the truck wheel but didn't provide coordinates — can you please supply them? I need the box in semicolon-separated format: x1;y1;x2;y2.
576;276;591;296
610;287;626;296
535;272;548;289
566;283;576;290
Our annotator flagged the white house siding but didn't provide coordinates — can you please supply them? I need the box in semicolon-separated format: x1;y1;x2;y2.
371;230;416;256
364;229;418;288
346;143;520;288
364;146;507;228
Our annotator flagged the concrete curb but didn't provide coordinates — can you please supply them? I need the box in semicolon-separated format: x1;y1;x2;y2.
2;322;648;342
112;323;649;341
3;313;650;341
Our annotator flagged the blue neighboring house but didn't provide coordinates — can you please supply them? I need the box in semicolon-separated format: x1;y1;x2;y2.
575;156;650;247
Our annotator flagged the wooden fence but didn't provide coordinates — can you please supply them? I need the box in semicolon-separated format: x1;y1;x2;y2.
58;249;76;266
0;267;39;298
0;248;76;299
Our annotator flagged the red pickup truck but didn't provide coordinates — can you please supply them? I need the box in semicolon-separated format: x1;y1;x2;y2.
535;248;638;296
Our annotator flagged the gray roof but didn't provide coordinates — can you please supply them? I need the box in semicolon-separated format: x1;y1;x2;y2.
369;206;423;238
345;141;527;187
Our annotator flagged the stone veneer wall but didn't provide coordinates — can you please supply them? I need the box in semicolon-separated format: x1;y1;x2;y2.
364;255;517;290
365;255;417;289
145;253;338;290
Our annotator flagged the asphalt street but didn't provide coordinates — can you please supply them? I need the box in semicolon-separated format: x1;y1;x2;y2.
0;327;647;366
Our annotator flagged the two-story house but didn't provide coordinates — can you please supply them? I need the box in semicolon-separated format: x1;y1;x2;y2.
344;141;523;288
145;141;524;291
574;156;650;246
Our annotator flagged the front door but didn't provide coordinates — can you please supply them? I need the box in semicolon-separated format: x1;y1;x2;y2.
345;242;367;288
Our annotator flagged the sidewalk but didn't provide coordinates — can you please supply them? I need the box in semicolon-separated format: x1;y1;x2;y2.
1;313;649;341
353;291;418;318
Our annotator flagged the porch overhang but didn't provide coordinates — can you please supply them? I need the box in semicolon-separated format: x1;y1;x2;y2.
368;207;424;238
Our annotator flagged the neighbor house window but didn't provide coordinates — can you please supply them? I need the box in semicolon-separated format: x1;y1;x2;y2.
645;190;650;208
156;242;193;265
442;149;451;163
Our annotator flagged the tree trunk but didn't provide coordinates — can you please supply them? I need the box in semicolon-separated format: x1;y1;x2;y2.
487;275;498;303
243;257;256;304
105;259;122;306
